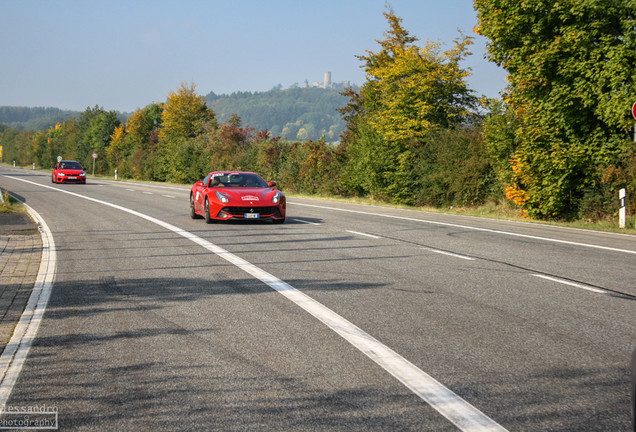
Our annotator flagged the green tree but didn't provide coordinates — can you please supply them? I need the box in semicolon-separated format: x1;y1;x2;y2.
341;6;477;203
75;106;120;172
475;0;636;219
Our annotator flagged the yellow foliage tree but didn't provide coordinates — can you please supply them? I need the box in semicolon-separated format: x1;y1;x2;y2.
159;82;216;140
358;8;476;145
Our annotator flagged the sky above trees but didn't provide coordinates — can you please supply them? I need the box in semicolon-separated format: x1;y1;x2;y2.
0;0;507;112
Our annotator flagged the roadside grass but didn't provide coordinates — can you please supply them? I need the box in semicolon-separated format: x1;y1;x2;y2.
0;189;25;214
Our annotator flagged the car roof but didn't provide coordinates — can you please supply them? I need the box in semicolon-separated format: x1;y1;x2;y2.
210;171;257;175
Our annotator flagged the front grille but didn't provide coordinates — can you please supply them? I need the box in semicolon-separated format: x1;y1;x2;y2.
221;206;278;216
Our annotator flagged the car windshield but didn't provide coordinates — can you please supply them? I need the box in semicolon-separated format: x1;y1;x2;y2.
210;173;268;188
60;162;82;170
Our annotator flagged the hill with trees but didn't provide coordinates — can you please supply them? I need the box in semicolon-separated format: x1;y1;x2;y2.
205;86;350;142
0;106;79;131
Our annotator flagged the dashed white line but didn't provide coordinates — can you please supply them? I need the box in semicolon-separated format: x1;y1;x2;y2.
347;230;381;239
292;218;320;225
5;175;507;432
532;274;607;294
421;247;474;261
292;202;636;255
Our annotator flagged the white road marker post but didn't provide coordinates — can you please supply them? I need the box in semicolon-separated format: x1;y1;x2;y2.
619;188;626;229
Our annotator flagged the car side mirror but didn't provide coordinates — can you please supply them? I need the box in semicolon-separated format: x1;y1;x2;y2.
269;181;276;188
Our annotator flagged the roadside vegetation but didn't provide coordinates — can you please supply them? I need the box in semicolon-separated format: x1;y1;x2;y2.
0;189;24;214
0;2;634;229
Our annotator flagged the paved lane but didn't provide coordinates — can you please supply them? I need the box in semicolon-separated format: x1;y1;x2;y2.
1;166;634;431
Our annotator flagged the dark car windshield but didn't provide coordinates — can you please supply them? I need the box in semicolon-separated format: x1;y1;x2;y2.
60;161;83;170
210;173;267;188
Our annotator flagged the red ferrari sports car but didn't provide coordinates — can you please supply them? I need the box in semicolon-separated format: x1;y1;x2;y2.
52;160;87;184
190;171;286;223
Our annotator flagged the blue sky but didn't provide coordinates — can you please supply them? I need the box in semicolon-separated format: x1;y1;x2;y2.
1;0;507;113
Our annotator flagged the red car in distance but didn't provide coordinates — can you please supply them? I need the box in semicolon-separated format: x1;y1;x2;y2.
52;160;87;184
190;171;286;224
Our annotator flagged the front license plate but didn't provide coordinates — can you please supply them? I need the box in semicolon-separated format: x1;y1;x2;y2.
68;176;77;179
245;213;259;219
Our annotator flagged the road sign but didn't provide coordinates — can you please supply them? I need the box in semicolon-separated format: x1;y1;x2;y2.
632;102;636;119
57;156;62;162
0;146;3;158
92;153;98;159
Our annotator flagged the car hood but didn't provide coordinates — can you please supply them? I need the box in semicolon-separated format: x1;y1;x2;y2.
57;169;84;175
219;187;277;203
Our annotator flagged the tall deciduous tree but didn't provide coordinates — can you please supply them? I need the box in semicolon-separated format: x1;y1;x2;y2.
341;6;477;203
159;82;216;140
75;105;120;172
475;0;636;219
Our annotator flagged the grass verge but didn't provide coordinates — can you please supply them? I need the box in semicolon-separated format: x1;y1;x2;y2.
0;189;26;214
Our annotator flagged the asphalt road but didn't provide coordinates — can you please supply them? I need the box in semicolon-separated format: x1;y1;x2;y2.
1;165;635;431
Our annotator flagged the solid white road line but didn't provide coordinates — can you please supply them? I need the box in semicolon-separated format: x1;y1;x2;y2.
292;202;636;255
347;230;381;239
532;274;607;294
0;201;56;406
5;175;507;431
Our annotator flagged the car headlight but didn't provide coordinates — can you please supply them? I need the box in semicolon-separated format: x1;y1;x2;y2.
80;172;86;176
215;190;229;203
57;172;65;176
272;191;281;203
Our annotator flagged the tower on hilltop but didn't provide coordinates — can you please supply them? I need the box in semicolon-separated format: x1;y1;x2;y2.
324;72;332;88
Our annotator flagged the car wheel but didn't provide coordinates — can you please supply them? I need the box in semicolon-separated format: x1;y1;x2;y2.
272;217;285;224
190;194;200;219
52;175;55;183
204;198;213;224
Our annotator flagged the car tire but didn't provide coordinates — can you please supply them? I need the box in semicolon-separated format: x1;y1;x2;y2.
204;198;213;224
52;176;55;183
190;194;200;219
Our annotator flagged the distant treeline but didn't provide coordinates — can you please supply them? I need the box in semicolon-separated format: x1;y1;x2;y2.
206;87;349;142
0;106;79;131
2;86;348;142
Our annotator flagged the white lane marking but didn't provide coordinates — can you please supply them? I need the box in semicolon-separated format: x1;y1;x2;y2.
100;179;187;192
291;218;320;225
0;201;56;406
126;189;135;192
292;202;636;255
162;195;175;199
347;230;381;239
143;192;153;195
5;175;507;431
422;247;475;261
532;274;607;294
